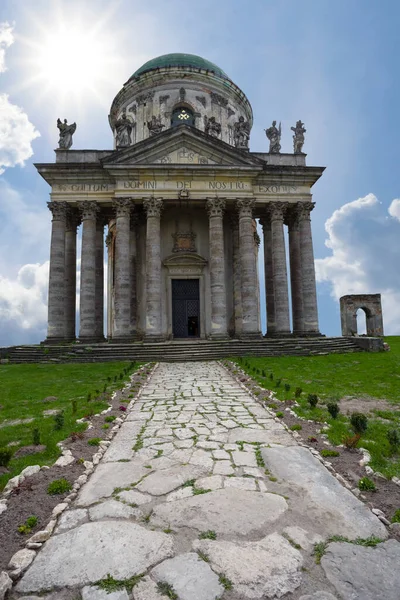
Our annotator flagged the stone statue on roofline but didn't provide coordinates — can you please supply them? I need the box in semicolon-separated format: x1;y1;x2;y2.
147;115;165;136
291;120;306;154
115;113;134;148
204;115;221;138
233;116;250;149
265;120;281;154
57;118;76;149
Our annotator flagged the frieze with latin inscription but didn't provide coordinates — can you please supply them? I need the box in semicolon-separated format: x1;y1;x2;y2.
54;183;114;193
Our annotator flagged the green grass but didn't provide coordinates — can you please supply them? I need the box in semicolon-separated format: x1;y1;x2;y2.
235;337;400;478
0;361;139;490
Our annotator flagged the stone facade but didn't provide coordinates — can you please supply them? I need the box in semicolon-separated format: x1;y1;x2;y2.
340;294;384;337
38;54;324;343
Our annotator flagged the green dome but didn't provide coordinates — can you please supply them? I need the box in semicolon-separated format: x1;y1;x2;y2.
130;53;230;81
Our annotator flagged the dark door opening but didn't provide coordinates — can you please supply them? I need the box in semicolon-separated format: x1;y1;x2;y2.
172;279;200;338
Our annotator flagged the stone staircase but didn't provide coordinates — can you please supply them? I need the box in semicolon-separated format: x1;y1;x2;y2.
1;337;363;364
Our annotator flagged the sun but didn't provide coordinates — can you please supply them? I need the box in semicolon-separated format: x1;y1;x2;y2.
18;8;121;106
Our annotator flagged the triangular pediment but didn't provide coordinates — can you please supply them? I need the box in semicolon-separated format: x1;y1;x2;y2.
102;125;265;168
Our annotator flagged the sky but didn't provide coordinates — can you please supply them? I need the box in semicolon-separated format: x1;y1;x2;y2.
0;0;399;345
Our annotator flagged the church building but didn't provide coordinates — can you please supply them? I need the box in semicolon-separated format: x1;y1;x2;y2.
36;53;324;343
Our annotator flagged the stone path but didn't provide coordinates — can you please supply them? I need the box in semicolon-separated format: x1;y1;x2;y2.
11;362;400;600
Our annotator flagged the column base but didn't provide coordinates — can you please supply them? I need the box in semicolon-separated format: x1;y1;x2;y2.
209;334;230;341
41;337;69;345
78;336;106;344
297;331;324;337
264;332;293;338
238;332;263;340
144;334;167;343
109;336;136;343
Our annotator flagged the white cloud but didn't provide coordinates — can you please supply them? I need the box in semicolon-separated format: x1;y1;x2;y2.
0;22;13;73
0;262;48;345
315;194;400;334
0;21;40;173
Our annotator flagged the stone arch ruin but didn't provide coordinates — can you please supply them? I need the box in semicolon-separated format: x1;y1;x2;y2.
340;294;384;337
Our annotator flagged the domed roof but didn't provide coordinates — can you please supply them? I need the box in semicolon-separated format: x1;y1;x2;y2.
130;53;230;81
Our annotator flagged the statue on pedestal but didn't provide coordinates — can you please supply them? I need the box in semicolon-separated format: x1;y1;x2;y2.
115;113;134;148
147;115;165;136
233;116;250;149
204;116;221;138
265;120;281;153
57;118;76;149
291;120;306;154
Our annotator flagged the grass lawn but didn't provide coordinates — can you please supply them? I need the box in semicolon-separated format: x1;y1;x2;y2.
0;361;139;490
234;336;400;478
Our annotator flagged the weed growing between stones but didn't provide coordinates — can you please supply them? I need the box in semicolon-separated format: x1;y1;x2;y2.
182;479;196;488
313;535;384;563
17;515;38;534
255;445;265;468
157;582;178;599
132;425;146;452
96;573;144;592
47;478;72;495
391;509;400;523
282;533;302;550
320;449;340;457
199;530;217;540
163;528;173;534
142;510;153;523
358;477;377;491
219;574;233;590
197;550;210;562
192;487;211;495
155;449;163;458
236;440;245;451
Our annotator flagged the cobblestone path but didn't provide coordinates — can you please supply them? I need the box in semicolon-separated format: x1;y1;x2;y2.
13;362;400;600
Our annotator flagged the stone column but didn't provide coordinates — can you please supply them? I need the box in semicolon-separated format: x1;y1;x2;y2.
260;215;276;335
287;207;304;334
230;213;242;337
298;202;320;334
65;208;80;341
236;198;261;338
113;198;133;340
130;214;138;338
95;213;106;341
46;201;68;342
143;197;164;341
269;202;291;334
105;227;114;339
206;198;228;339
78;201;99;341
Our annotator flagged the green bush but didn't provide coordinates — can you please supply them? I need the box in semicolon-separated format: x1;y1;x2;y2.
284;383;291;392
54;410;65;431
105;415;116;423
47;478;72;495
88;437;102;446
391;509;400;523
307;394;318;408
275;378;282;388
327;402;339;419
294;387;303;398
289;424;302;431
25;515;38;528
358;477;376;491
387;429;400;451
0;448;13;467
32;428;41;446
276;411;284;418
350;412;368;434
71;399;77;414
320;449;340;457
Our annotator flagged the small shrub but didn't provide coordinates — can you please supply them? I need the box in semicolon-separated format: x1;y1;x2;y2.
358;477;376;491
47;478;72;495
290;424;302;431
269;373;274;380
88;437;102;446
87;393;92;402
71;399;77;414
307;394;318;408
391;509;400;523
25;515;38;528
54;410;65;431
320;449;340;457
103;383;107;393
262;369;266;377
102;424;110;430
105;415;116;423
294;387;303;398
327;402;340;419
275;378;282;388
199;530;217;540
284;383;291;392
268;402;278;409
0;448;13;467
387;429;400;451
32;428;41;446
276;411;284;418
18;515;38;534
343;433;361;449
350;412;368;434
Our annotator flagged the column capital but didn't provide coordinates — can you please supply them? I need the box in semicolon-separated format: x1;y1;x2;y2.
266;201;289;221
113;197;134;217
296;201;315;221
285;204;300;229
236;197;255;217
143;197;163;218
206;197;226;217
47;201;68;222
65;207;81;231
78;200;100;220
259;215;271;230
